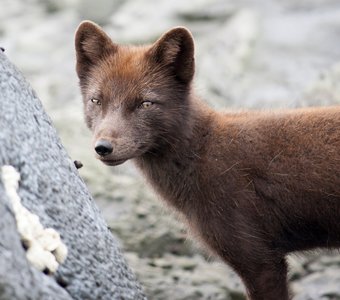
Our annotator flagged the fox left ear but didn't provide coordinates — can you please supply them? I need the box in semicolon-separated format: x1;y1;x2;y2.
75;21;117;79
149;27;195;84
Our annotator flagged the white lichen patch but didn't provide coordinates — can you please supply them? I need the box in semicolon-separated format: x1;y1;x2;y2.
1;165;68;274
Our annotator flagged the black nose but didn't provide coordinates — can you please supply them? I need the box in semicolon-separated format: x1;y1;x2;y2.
95;140;113;156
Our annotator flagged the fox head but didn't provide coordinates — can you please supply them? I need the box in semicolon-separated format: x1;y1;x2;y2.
75;21;195;166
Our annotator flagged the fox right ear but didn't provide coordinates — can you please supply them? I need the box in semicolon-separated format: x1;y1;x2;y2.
75;21;117;78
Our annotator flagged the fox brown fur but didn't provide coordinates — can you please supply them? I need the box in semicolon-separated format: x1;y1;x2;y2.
75;21;340;300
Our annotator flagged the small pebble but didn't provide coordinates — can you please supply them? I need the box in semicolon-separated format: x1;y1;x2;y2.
74;160;83;169
0;47;4;52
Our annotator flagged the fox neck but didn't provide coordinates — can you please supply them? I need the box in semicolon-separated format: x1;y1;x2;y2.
134;96;213;214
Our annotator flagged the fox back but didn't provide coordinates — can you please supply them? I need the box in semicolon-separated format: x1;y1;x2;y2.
75;21;340;300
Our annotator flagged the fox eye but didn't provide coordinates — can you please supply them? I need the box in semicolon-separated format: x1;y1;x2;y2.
140;101;153;109
90;98;101;105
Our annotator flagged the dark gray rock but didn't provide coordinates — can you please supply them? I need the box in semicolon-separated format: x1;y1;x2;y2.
0;52;146;299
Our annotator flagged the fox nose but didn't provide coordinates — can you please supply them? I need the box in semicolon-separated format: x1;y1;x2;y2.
95;139;113;157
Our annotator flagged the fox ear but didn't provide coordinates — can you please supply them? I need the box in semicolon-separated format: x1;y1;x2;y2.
75;21;117;77
149;27;195;83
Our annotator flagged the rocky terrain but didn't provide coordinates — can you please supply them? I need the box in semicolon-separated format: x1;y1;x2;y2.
1;0;340;299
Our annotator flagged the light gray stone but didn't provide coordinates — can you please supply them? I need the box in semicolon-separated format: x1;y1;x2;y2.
76;0;123;25
292;269;340;300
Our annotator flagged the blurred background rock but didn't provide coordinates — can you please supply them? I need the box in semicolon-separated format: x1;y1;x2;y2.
1;0;340;299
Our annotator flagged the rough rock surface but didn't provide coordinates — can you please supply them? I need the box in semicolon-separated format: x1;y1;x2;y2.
0;52;146;300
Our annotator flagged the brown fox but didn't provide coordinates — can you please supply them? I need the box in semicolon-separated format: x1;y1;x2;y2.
75;21;340;300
